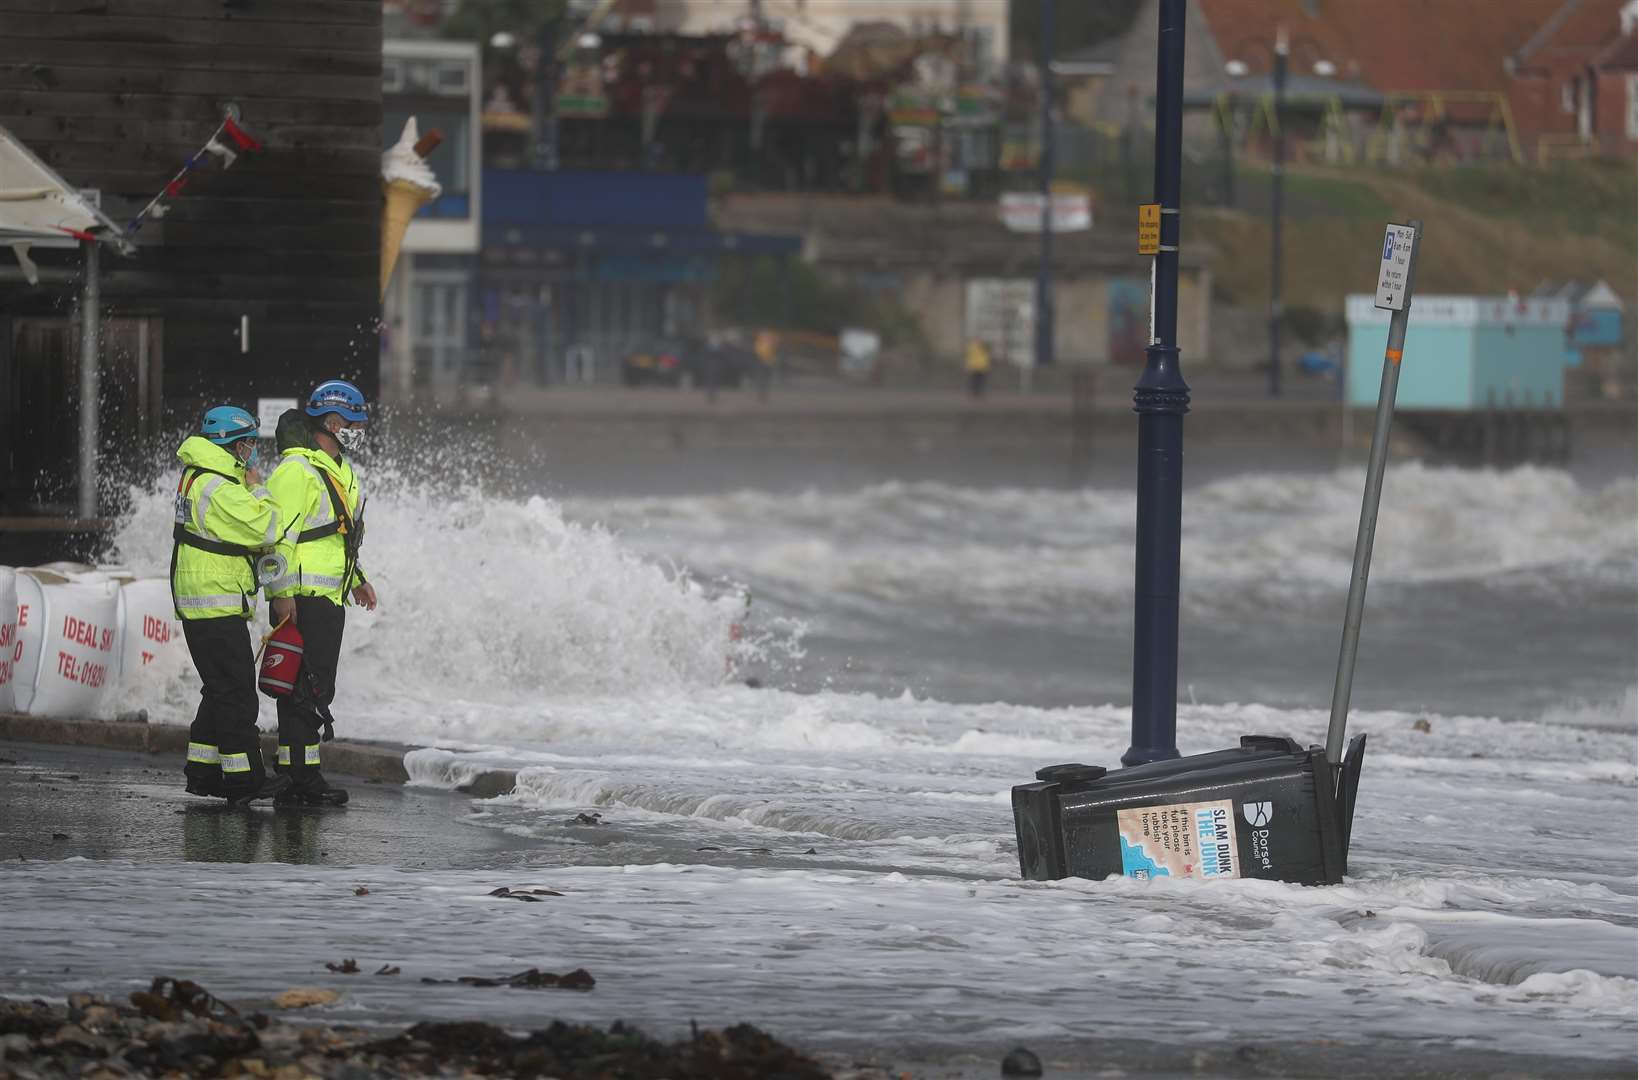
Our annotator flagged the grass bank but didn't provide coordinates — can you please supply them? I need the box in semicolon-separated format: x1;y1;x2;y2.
1095;160;1636;316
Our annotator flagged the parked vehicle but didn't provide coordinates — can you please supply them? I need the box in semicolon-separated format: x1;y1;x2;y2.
621;335;755;389
620;338;693;386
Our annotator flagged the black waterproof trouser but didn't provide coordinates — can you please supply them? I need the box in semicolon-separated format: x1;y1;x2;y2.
180;615;266;794
275;595;345;788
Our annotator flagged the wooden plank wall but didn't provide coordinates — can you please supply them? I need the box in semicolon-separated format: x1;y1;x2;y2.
0;0;383;416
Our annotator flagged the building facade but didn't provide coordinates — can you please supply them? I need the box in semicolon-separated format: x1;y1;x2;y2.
1163;0;1638;163
0;0;382;530
479;169;800;387
605;0;1011;71
1506;0;1638;159
380;39;482;402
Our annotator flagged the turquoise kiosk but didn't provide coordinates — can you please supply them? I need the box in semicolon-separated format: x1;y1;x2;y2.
1345;294;1572;410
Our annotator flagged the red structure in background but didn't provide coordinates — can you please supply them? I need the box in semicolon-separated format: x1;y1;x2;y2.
1508;0;1638;160
1195;0;1638;162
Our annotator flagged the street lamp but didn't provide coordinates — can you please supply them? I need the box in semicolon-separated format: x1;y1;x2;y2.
856;92;882;193
1229;28;1332;397
1125;0;1189;766
1035;0;1056;372
1269;25;1288;398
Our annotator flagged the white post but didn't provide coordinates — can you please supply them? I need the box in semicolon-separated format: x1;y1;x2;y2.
1327;219;1423;764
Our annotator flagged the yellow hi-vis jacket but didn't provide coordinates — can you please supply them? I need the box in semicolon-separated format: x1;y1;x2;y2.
171;436;278;620
264;446;367;606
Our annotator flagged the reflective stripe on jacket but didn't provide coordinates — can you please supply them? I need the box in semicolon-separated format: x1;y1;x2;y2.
265;446;366;605
171;436;278;621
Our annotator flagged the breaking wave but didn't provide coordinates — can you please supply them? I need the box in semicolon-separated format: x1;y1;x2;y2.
107;460;766;701
564;464;1638;620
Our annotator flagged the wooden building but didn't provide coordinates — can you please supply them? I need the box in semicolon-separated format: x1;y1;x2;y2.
0;0;382;540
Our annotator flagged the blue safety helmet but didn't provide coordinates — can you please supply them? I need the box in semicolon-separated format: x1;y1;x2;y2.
200;406;259;446
305;379;369;423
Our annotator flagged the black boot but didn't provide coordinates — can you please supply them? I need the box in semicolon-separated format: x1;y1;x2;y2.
224;772;291;807
184;757;226;798
275;772;349;807
184;772;225;798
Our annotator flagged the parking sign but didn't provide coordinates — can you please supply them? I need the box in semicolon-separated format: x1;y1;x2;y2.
1374;224;1416;310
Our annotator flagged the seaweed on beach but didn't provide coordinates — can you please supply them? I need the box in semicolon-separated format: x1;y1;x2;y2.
363;1017;830;1079
128;976;239;1022
0;981;832;1079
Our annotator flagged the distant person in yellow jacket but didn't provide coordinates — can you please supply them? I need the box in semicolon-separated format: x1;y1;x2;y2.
262;380;377;807
965;338;993;399
171;406;287;805
753;328;779;401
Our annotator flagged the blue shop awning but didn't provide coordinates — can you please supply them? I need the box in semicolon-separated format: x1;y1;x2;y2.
481;168;800;271
484;223;800;258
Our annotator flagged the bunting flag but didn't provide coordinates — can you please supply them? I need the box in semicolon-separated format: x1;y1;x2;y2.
125;110;263;237
222;114;263;153
201;137;237;168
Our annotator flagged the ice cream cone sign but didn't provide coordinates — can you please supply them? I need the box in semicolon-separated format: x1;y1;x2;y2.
380;117;444;299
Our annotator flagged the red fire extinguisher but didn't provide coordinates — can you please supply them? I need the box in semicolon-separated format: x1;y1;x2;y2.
256;616;338;741
258;617;304;698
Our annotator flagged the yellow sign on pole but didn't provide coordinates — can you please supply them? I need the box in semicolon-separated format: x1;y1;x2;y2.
1138;203;1161;255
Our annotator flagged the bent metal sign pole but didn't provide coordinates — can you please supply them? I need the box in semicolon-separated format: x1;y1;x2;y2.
1326;220;1424;764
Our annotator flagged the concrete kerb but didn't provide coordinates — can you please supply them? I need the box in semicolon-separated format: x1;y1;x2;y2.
0;713;520;797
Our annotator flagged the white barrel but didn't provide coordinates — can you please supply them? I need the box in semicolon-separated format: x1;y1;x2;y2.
18;569;121;718
11;571;46;714
0;567;17;713
117;577;185;683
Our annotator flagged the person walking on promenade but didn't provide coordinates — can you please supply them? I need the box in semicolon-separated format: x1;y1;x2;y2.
965;337;993;399
753;328;779;401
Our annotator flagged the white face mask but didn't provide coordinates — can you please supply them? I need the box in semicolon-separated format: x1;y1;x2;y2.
336;426;365;453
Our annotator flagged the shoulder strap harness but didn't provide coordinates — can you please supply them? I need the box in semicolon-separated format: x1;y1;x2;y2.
297;469;351;543
294;466;366;595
